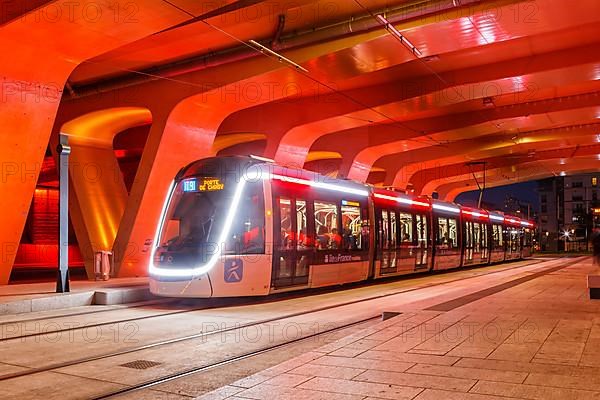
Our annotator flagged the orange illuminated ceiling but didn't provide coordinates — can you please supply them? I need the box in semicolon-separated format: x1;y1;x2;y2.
61;0;600;195
2;0;599;281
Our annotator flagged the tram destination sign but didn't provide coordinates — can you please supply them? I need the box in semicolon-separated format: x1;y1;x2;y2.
183;177;225;192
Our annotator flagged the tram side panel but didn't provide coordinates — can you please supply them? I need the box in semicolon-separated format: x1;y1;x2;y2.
269;180;370;293
489;222;506;263
432;210;462;271
461;219;490;267
504;223;522;260
208;179;273;297
372;198;432;278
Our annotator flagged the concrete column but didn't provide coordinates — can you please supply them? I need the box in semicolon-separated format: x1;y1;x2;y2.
0;0;187;283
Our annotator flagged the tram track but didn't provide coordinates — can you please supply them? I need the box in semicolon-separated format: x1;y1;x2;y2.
0;257;545;343
90;256;585;399
91;315;381;399
0;289;389;382
0;256;579;384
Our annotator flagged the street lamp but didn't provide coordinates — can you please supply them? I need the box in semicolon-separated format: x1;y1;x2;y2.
562;229;571;253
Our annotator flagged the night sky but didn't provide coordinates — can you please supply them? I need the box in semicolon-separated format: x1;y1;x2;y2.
455;181;540;212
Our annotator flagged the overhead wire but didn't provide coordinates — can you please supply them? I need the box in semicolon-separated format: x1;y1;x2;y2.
78;0;447;147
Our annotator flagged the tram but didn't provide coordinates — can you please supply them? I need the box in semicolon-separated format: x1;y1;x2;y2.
149;156;534;297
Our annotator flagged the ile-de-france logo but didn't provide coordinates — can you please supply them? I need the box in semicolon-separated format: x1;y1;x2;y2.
224;259;243;283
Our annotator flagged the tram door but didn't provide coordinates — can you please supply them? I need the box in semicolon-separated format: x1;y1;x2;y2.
464;221;474;263
415;214;429;269
273;197;312;288
377;209;400;274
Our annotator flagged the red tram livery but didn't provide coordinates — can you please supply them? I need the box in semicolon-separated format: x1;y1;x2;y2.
150;156;534;297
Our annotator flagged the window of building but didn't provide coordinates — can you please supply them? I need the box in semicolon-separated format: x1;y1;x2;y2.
315;201;339;250
572;195;583;201
573;181;583;188
540;194;547;203
541;205;548;213
593;177;598;187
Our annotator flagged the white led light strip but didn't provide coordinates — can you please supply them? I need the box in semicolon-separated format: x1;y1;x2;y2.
269;173;369;197
520;221;533;227
373;193;430;208
489;215;505;222
149;178;247;278
463;210;487;218
432;203;461;214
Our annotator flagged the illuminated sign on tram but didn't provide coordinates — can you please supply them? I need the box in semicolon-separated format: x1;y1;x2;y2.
183;178;225;192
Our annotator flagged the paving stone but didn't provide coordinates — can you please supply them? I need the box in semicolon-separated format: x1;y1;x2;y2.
358;349;460;366
235;383;364;400
456;357;600;376
289;363;365;379
311;355;414;372
354;369;477;392
406;363;528;383
298;376;424;399
525;372;600;392
471;380;600;400
262;373;313;388
194;385;245;400
414;388;522;400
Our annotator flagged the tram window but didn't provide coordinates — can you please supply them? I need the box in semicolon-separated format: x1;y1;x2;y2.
480;224;488;248
315;201;340;250
448;218;458;247
341;203;362;250
465;221;473;247
523;229;530;246
416;215;428;245
279;198;293;250
437;217;458;248
360;208;369;251
382;210;390;249
162;219;180;246
510;230;519;251
390;212;397;249
492;224;503;247
226;182;265;254
399;213;413;243
473;223;481;252
296;199;311;249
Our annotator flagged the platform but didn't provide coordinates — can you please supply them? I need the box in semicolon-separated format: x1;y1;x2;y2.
198;257;600;400
0;278;154;316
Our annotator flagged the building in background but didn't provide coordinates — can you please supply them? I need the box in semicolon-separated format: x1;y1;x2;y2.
503;194;534;218
538;173;600;252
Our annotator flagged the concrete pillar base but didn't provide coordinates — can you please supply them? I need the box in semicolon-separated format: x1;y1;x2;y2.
588;274;600;299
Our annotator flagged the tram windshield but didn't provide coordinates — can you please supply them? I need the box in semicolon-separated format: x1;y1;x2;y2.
154;177;265;268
